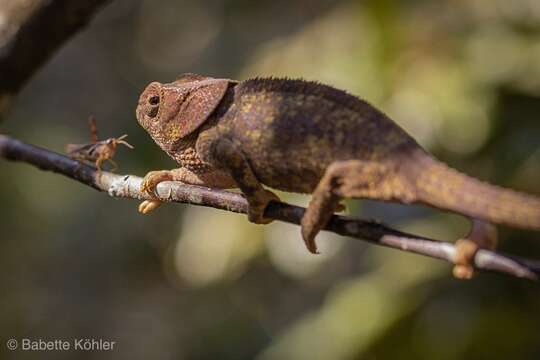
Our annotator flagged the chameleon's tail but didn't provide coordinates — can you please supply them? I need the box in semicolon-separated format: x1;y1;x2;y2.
412;155;540;230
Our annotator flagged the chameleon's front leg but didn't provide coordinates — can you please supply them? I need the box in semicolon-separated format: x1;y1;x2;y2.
138;167;236;214
203;136;279;224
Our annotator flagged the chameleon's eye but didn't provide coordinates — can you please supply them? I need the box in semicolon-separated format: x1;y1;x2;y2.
147;95;160;118
148;95;160;105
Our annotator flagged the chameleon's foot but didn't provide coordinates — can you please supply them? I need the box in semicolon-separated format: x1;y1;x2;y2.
300;225;320;254
140;170;174;194
138;199;162;214
453;238;478;280
301;194;342;254
247;189;280;225
139;170;173;215
452;219;497;280
300;166;346;254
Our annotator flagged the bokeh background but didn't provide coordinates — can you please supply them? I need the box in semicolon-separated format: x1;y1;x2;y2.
1;0;540;359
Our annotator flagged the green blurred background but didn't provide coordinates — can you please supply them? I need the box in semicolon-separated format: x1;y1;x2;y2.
1;0;540;359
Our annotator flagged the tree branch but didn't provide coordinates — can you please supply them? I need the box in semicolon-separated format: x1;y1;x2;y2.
1;134;539;281
0;0;111;117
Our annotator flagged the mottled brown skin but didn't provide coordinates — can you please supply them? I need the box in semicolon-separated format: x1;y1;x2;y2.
136;73;540;277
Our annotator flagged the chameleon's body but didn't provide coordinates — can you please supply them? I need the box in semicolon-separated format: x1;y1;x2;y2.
136;73;540;277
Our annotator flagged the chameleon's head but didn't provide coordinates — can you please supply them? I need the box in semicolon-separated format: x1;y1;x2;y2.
136;74;232;151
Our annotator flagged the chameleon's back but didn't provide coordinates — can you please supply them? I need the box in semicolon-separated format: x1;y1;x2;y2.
220;78;417;193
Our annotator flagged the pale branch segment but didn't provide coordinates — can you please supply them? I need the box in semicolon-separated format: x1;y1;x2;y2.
0;134;539;280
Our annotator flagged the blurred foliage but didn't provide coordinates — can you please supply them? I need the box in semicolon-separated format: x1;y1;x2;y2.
1;0;540;359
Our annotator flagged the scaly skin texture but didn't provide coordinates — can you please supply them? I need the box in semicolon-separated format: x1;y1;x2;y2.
136;73;540;277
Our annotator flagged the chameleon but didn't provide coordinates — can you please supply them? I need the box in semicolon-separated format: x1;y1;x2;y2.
135;73;540;278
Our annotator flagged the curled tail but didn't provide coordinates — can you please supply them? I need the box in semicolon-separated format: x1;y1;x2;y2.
411;155;540;230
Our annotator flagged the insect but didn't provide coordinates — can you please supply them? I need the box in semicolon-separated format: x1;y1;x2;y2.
66;116;134;171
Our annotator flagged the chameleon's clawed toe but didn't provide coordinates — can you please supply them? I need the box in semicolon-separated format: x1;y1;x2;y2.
140;170;173;194
452;220;497;280
453;238;478;280
300;186;341;254
300;221;320;254
138;199;162;214
139;170;173;214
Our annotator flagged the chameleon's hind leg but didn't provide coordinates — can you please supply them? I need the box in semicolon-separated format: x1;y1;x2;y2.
301;160;411;253
453;219;498;279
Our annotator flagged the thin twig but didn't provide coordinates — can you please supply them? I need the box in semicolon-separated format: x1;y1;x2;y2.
1;134;539;281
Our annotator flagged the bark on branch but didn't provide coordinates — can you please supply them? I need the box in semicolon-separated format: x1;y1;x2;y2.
1;134;539;281
0;0;111;117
